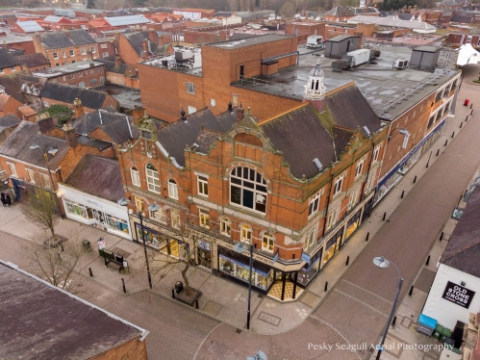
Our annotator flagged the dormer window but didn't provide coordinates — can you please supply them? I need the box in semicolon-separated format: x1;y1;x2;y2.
141;130;152;139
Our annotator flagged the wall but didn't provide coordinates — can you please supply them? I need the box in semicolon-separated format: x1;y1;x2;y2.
90;337;148;360
423;264;480;329
285;22;325;37
118;35;142;66
183;30;228;44
45;65;105;88
0;66;23;77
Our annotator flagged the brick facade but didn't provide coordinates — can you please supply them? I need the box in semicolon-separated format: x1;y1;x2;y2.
43;64;106;89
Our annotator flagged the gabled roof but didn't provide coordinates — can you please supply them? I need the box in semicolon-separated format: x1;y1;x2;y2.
64;155;124;202
0;114;21;128
104;14;150;27
0;49;21;69
40;30;96;49
40;82;107;109
0;72;37;103
156;108;237;167
74;108;138;144
441;185;480;277
43;15;70;23
124;31;165;56
15;20;44;33
0;121;69;169
15;53;49;68
97;58;131;74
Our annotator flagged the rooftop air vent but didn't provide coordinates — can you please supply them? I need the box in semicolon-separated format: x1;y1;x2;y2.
29;144;39;150
48;147;58;155
313;158;323;172
362;126;371;137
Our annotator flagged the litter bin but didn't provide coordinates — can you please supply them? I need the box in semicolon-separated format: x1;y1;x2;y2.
82;239;91;251
433;325;444;340
175;281;184;294
464;99;470;106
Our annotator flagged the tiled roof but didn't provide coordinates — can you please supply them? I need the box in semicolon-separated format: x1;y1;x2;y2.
40;82;107;109
64;155;124;202
194;129;220;154
40;30;96;49
0;262;144;359
0;114;21;128
0;49;21;69
15;53;49;68
442;185;480;277
0;94;9;112
0;121;69;169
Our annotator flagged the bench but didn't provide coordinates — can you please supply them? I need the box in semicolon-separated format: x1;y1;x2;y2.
99;248;128;273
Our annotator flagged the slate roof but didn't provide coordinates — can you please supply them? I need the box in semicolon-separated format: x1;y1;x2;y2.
0;262;145;360
124;31;165;56
0;121;69;169
0;114;21;128
40;30;96;49
194;129;220;154
0;72;42;103
40;82;107;109
0;49;21;69
97;58;130;74
441;185;480;277
64;155;124;202
157;108;237;167
15;53;49;68
74;108;138;144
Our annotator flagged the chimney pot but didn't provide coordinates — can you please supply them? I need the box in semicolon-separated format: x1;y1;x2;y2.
73;98;84;119
228;101;233;113
63;123;78;148
236;103;244;122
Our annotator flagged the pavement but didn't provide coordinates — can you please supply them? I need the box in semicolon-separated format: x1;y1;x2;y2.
0;68;479;360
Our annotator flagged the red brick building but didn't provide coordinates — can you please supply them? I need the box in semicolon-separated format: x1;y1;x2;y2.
32;61;106;89
0;49;22;77
117;67;389;300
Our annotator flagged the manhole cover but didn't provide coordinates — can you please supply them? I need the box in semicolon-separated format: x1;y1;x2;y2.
258;311;281;326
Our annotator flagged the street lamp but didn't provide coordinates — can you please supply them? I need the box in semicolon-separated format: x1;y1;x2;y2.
234;241;253;330
373;256;404;360
118;196;159;290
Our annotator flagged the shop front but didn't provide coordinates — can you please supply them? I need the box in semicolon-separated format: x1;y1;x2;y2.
58;184;131;239
196;239;212;269
322;227;344;266
297;247;322;287
344;209;362;244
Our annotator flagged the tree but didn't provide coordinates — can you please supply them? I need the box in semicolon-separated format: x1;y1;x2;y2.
87;0;96;8
338;0;359;6
38;104;73;126
279;1;296;17
19;185;60;242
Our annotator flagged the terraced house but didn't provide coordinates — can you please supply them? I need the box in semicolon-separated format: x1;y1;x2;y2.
117;64;389;301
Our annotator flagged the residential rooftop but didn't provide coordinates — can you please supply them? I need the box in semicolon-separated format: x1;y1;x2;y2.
96;84;142;110
208;34;294;49
32;60;104;78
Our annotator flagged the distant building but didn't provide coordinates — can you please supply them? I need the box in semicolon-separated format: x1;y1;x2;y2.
10;20;44;34
0;49;22;76
15;53;50;72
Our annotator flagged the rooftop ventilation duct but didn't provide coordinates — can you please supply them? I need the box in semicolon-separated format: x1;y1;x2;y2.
313;158;323;172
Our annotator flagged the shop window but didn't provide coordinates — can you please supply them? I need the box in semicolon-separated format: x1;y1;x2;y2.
197;175;208;197
333;176;343;195
168;179;178;200
303;228;316;252
230;167;267;213
106;215;129;233
130;168;140;186
373;144;381;162
7;162;17;177
427;116;435;129
326;207;339;231
355;160;364;179
199;209;210;229
262;232;274;253
146;164;160;193
240;224;252;242
65;199;88;218
41;173;51;189
150;207;167;224
220;217;231;236
308;193;320;217
186;82;195;94
26;168;36;184
171;209;181;229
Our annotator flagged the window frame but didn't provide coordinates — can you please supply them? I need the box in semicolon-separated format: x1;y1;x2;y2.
220;217;231;236
326;207;340;231
69;49;75;57
150;207;167;224
348;187;359;210
240;224;252;242
229;167;267;214
197;175;208;197
262;232;274;253
145;165;160;193
168;179;178;200
7;162;17;177
333;176;343;195
81;47;86;55
53;52;59;59
171;209;181;229
41;173;52;189
402;133;410;149
308;192;320;217
186;82;195;94
355;160;364;179
373;145;381;162
131;167;140;186
26;168;36;184
303;228;316;252
199;209;210;229
91;46;96;54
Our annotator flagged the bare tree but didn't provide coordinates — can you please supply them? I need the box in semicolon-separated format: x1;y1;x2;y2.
19;184;60;242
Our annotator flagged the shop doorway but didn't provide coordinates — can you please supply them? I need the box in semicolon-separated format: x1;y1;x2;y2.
268;271;302;301
197;239;212;269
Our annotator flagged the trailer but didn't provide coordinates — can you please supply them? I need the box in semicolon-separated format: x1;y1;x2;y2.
306;35;324;49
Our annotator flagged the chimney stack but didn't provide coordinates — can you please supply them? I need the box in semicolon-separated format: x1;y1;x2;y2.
73;98;84;119
36;112;55;133
236;103;244;122
115;56;121;68
142;39;149;60
63;122;78;148
228;101;233;113
148;28;157;44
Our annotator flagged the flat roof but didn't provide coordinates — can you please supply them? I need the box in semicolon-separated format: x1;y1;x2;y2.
0;261;147;359
327;34;359;42
208;34;294;49
232;45;459;121
414;45;440;53
32;60;104;78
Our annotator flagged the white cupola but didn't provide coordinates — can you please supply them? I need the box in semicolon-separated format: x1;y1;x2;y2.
303;60;326;112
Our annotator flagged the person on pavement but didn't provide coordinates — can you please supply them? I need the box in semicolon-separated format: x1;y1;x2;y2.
1;193;6;207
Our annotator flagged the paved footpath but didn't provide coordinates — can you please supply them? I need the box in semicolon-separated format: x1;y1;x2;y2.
0;76;478;360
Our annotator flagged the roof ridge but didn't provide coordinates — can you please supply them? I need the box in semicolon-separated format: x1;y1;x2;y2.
325;81;356;98
442;237;480;263
258;102;309;126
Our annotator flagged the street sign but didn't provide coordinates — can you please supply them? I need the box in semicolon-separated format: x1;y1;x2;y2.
301;252;311;264
272;251;279;264
442;281;475;309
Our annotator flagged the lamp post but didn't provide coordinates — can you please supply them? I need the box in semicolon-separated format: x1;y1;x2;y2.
234;241;253;330
373;256;404;360
118;197;159;290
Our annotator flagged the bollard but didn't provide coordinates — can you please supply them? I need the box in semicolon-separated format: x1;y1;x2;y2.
409;286;414;296
413;176;417;184
451;131;455;138
436;149;440;156
460;122;463;128
366;232;370;241
195;298;199;309
466;115;469;122
471;110;474;116
426;255;430;266
401;190;404;199
324;281;328;292
392;316;397;327
459;194;463;204
439;232;444;241
89;267;93;277
383;212;386;221
172;288;176;299
471;103;473;109
346;256;350;266
426;151;432;168
445;139;448;147
121;278;126;293
465;189;468;196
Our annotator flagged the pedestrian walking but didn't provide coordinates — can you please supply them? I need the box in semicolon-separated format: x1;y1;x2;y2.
0;193;5;207
6;194;12;207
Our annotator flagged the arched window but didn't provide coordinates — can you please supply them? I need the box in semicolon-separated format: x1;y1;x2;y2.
145;164;160;193
168;179;178;200
262;232;274;252
230;167;267;213
315;80;319;90
241;224;252;242
311;80;315;90
220;217;231;237
130;167;140;186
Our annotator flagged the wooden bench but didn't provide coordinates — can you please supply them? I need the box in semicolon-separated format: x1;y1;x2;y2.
99;248;128;273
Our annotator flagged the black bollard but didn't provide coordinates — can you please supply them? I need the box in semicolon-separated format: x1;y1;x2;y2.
413;176;417;183
466;115;469;122
426;255;430;266
172;288;176;299
89;267;93;277
460;122;463;128
439;232;444;241
324;281;328;292
445;139;448;146
471;103;473;109
366;232;370;241
401;190;404;199
436;149;440;156
426;151;432;168
346;256;350;266
409;286;414;296
471;110;474;115
122;278;126;293
451;131;455;138
195;298;199;309
392;316;397;327
383;212;386;221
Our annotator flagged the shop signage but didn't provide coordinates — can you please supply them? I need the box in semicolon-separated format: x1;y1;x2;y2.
272;251;279;264
302;252;311;264
442;281;475;309
221;242;275;266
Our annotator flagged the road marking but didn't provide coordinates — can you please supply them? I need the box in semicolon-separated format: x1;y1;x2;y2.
334;289;389;317
314;318;362;360
193;322;224;360
342;280;393;304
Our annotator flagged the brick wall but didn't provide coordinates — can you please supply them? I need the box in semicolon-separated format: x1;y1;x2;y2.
0;66;22;77
90;337;148;360
285;22;325;37
46;65;105;88
118;36;142;66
